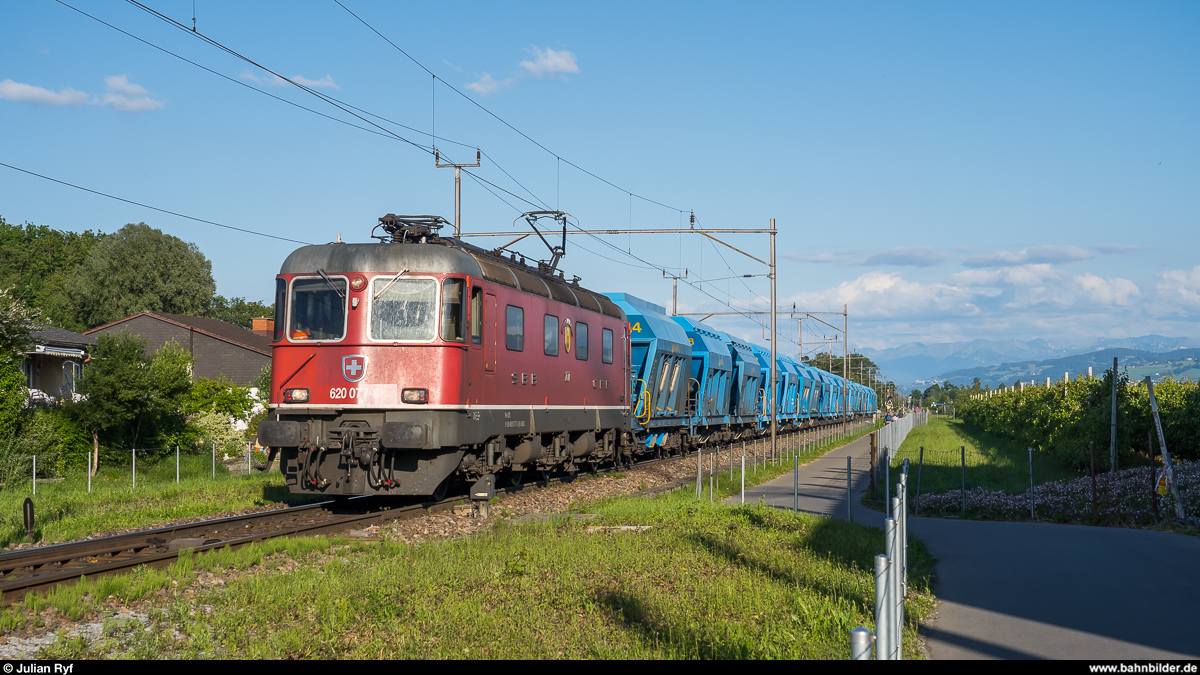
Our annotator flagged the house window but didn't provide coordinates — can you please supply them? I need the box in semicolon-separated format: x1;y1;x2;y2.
506;305;524;351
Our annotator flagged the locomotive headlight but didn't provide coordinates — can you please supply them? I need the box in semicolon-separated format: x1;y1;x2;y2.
283;388;310;403
350;276;366;292
401;388;428;404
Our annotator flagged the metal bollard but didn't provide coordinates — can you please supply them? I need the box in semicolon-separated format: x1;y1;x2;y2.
883;518;898;659
874;554;890;660
899;474;908;594
846;455;853;523
892;496;904;660
850;627;874;660
740;453;745;504
793;453;799;512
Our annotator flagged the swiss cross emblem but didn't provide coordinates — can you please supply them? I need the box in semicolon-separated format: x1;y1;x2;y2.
342;355;367;383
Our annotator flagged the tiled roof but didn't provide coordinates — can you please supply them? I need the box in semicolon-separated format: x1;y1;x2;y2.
84;312;272;356
29;323;96;348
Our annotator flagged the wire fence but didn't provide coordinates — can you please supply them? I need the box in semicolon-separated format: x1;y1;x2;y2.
2;442;271;496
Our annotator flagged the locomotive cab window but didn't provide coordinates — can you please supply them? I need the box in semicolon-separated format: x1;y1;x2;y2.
506;305;524;351
289;276;347;341
371;277;437;341
575;322;588;360
602;328;613;364
544;314;559;356
470;286;482;345
273;277;286;341
440;278;466;342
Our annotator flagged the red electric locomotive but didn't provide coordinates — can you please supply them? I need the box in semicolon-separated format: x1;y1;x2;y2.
257;215;629;498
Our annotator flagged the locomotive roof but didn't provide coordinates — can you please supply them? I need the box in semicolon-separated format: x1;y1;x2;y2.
279;238;624;320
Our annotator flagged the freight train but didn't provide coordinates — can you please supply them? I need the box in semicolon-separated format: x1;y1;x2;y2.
257;214;877;498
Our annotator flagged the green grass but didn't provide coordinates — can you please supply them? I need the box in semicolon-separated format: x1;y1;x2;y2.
887;418;1083;496
29;488;932;660
0;454;311;548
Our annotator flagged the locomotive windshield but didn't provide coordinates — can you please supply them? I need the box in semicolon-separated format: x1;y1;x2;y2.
289;277;347;341
371;277;437;341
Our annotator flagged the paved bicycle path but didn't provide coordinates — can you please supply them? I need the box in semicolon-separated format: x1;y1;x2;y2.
732;435;1200;659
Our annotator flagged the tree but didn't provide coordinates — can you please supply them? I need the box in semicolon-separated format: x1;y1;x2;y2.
63;223;216;329
0;216;101;332
70;331;194;473
207;295;273;330
0;287;38;436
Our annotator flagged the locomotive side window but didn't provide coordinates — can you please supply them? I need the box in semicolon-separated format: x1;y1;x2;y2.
371;277;437;341
602;328;613;364
440;278;466;342
506;305;524;351
289;277;347;341
575;322;588;360
544;314;559;356
273;278;286;342
470;286;482;345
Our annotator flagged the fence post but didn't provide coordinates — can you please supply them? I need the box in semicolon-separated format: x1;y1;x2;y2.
32;455;36;496
1090;441;1098;525
1028;448;1034;520
696;447;702;500
740;452;745;504
176;445;180;484
212;442;216;479
132;448;136;490
850;626;873;660
874;553;891;661
884;448;890;507
960;445;965;513
794;453;799;512
1149;431;1158;523
915;446;924;515
87;453;91;494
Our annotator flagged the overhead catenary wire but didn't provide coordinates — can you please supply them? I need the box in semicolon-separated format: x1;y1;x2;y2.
0;161;313;246
69;1;778;336
121;0;545;214
331;0;689;215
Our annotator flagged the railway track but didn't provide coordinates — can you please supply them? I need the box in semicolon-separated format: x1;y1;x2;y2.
0;423;863;606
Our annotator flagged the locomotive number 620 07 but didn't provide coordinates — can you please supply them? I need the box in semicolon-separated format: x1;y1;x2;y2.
329;387;357;400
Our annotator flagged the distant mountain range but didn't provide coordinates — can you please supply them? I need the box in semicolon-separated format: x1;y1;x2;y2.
934;348;1200;390
859;335;1200;389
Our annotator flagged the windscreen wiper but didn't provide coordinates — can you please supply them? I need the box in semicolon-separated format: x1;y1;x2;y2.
316;268;345;299
373;268;409;299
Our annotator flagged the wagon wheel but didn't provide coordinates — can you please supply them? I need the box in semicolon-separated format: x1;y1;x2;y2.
540;469;554;485
509;470;525;488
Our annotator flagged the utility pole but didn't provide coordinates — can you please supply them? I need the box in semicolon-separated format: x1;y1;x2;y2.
843;303;848;424
663;268;688;315
435;148;481;237
770;219;778;464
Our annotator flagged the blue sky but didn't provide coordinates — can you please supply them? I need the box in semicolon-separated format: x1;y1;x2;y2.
2;1;1197;354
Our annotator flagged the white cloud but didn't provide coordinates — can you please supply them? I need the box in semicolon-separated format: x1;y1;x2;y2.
0;76;163;112
0;79;89;106
101;74;163;112
864;246;953;267
785;271;978;320
464;73;512;96
1073;274;1140;306
240;71;339;89
289;74;339;89
519;46;579;78
1153;266;1200;314
963;245;1093;268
